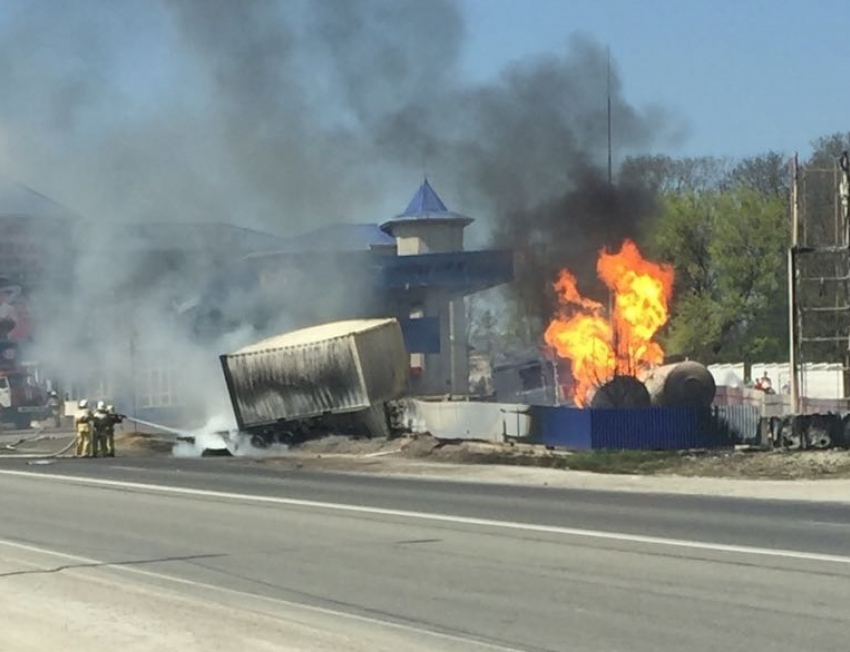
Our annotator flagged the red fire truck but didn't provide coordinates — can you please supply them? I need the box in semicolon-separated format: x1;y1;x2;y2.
0;340;46;429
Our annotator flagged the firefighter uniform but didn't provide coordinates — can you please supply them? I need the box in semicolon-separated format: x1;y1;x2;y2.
104;405;124;457
91;401;109;458
74;400;93;458
46;391;61;428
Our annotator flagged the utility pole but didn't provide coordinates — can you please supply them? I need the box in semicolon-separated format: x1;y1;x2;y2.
129;323;138;424
606;46;618;374
788;154;800;414
839;152;850;402
448;298;456;396
606;46;613;185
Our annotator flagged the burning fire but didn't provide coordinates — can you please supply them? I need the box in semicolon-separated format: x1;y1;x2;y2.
544;240;674;406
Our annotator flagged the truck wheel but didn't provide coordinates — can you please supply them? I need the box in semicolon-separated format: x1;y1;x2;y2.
250;435;269;449
13;415;32;430
274;431;294;445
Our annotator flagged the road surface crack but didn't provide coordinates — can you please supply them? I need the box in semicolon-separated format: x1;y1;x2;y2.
0;552;226;579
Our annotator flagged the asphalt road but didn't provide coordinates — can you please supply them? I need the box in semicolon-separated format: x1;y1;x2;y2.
1;456;849;651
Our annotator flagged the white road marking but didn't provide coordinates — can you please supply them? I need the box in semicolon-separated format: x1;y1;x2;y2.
805;520;850;529
0;537;525;652
1;468;849;566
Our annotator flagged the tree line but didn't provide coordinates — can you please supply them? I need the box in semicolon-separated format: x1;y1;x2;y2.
475;132;850;368
626;132;850;366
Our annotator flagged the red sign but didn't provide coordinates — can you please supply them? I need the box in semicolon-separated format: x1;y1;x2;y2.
0;283;33;342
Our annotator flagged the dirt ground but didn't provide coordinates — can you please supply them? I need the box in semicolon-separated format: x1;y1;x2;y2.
6;427;850;482
281;433;850;481
0;429;173;459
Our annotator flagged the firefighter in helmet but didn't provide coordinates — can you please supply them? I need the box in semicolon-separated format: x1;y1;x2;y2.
74;399;93;458
91;400;110;457
46;390;62;428
104;404;124;457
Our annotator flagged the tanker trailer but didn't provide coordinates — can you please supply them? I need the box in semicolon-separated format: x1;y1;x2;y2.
588;375;651;409
642;361;716;407
220;318;408;445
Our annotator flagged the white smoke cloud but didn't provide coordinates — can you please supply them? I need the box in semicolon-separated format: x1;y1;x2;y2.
172;412;290;458
0;1;681;430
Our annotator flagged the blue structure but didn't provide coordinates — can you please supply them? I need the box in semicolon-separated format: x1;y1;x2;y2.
400;178;450;215
229;179;514;395
530;405;740;451
271;223;396;253
0;175;514;423
383;178;474;228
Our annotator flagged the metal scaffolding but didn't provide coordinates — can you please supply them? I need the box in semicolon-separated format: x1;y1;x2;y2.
789;152;850;410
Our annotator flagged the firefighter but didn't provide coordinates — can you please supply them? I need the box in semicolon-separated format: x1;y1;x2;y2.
91;400;110;458
46;391;62;428
104;404;124;458
74;399;93;458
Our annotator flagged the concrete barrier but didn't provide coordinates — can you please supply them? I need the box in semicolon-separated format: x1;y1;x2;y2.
713;386;850;416
399;399;532;442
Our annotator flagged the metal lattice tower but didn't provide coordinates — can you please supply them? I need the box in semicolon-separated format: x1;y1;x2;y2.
789;153;850;410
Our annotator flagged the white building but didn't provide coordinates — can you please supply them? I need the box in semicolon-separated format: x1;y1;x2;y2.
708;362;845;400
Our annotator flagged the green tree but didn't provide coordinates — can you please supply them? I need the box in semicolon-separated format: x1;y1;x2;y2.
619;154;733;193
800;133;849;247
730;151;789;198
650;185;788;363
808;132;850;167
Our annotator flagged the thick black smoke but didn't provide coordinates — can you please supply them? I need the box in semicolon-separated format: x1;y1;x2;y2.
0;1;678;229
498;169;659;325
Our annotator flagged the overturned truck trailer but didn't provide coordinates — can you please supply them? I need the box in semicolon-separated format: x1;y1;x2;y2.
220;318;408;445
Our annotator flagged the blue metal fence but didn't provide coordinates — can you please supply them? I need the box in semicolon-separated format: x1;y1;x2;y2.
532;405;738;451
531;405;592;450
590;407;731;450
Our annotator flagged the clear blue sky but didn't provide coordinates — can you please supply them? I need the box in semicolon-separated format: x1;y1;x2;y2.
461;0;847;159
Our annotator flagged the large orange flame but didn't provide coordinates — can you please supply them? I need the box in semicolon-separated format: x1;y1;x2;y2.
544;240;674;406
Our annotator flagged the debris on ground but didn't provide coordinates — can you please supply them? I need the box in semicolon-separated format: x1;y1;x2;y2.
272;433;850;480
98;427;850;480
113;432;176;456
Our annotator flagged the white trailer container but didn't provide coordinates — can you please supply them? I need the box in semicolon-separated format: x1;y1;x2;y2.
220;318;408;435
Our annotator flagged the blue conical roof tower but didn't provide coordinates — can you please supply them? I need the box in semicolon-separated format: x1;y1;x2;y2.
380;179;472;254
400;178;449;215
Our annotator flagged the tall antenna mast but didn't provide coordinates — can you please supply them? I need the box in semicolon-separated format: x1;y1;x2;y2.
606;46;613;184
606;46;618;374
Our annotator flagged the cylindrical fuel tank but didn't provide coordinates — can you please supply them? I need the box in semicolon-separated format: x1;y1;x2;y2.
589;375;651;409
643;361;716;407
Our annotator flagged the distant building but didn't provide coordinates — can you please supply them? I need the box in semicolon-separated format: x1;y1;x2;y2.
0;179;76;344
4;178;515;425
380;179;479;395
227;178;514;397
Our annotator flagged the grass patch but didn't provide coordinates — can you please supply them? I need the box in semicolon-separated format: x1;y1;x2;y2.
558;450;684;474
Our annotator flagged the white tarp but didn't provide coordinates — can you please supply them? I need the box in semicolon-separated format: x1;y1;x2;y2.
400;399;532;442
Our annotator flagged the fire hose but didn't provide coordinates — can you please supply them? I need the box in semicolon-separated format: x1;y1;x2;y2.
125;416;195;439
0;415;185;460
129;417;237;455
0;425;77;459
2;426;47;450
0;416;229;460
